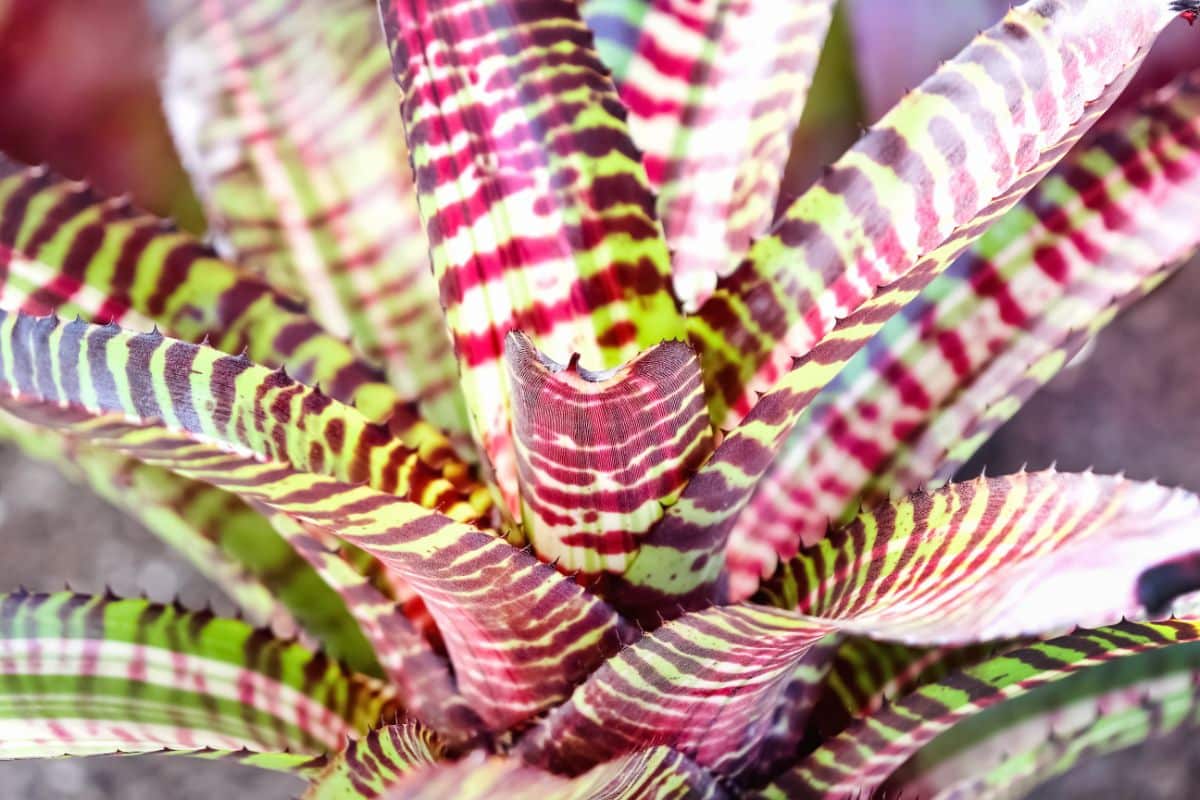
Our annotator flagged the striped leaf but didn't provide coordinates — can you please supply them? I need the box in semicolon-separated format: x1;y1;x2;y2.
379;0;686;516
517;604;839;782
372;747;726;800
582;0;837;308
0;590;394;764
759;472;1200;642
766;618;1200;798
519;471;1200;778
0;157;406;423
0;411;380;675
264;514;482;741
157;0;467;434
633;0;1177;620
505;331;713;575
799;638;1009;755
879;637;1200;799
0;313;633;731
304;722;444;799
728;66;1200;599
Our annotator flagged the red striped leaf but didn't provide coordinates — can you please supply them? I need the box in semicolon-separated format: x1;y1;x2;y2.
379;0;686;517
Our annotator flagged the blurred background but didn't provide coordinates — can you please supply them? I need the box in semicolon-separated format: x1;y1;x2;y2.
0;0;1199;797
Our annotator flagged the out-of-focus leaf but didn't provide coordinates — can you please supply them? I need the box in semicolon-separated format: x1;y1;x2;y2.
0;313;633;732
156;0;467;434
729;69;1200;598
378;0;685;518
0;410;380;674
0;590;394;765
638;0;1178;619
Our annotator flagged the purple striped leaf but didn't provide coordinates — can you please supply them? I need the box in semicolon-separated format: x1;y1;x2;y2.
583;0;837;308
505;331;713;576
0;312;633;732
519;471;1200;778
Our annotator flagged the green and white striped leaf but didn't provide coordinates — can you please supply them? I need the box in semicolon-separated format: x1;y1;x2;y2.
0;590;393;765
0;410;380;675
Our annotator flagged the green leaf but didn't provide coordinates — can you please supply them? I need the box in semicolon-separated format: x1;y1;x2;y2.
0;590;394;765
156;0;467;435
304;721;444;799
0;313;633;732
378;0;686;518
729;67;1200;598
767;618;1200;797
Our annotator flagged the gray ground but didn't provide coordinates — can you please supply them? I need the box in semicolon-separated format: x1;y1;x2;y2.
0;263;1197;797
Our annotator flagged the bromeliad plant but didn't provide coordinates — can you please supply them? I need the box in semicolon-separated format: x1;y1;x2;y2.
3;0;1200;796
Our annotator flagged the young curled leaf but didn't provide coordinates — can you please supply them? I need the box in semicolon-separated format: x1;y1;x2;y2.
506;332;713;576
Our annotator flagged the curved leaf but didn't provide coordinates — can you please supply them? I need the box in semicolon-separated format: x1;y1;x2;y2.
0;590;393;765
760;472;1200;641
766;618;1200;798
378;0;686;516
0;313;633;731
517;604;838;782
582;0;837;307
520;471;1200;778
637;0;1178;620
0;411;380;674
0;158;400;420
304;721;444;799
156;0;466;433
730;67;1200;598
506;331;713;575
880;639;1200;799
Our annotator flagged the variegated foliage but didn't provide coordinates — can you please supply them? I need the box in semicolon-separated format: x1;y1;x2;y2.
0;0;1199;797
